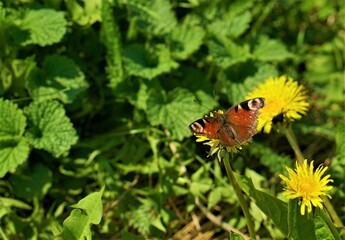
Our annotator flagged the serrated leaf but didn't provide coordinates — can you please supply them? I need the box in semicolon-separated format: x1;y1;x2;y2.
0;99;29;177
24;100;78;157
236;173;289;235
146;88;215;140
208;39;251;69
0;138;30;178
14;9;67;46
27;55;89;104
128;204;154;235
249;142;292;173
124;43;179;80
253;35;294;61
59;187;104;239
66;0;101;26
0;98;26;138
121;0;177;35
168;21;205;60
10;164;52;200
208;11;251;39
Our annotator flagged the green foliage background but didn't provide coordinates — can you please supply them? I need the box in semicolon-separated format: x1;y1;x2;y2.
0;0;344;239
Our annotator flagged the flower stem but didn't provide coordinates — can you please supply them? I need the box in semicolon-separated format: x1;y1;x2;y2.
222;153;256;240
282;126;344;230
282;126;304;164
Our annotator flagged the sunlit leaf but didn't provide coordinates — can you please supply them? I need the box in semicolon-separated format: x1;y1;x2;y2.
0;138;30;178
66;0;101;26
168;21;205;60
13;9;67;46
120;0;177;35
0;99;29;177
236;173;289;235
208;39;251;69
253;35;294;61
58;187;104;239
146;88;216;140
208;11;251;39
24;100;78;157
0;98;26;138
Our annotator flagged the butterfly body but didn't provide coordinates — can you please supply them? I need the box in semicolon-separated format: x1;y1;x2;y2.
189;98;265;147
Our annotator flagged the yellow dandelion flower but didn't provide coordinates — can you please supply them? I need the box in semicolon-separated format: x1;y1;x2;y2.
246;75;309;133
279;159;333;215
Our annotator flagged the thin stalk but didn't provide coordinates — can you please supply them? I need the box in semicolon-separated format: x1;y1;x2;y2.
0;227;9;240
282;126;304;164
282;126;344;230
222;153;256;240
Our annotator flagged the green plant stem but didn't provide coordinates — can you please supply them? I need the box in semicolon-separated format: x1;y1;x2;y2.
282;126;304;164
282;125;344;231
222;153;256;240
0;227;9;240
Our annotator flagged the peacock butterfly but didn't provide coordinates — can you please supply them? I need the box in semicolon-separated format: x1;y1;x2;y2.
189;98;265;147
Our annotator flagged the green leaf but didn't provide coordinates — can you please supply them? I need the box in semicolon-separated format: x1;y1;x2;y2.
0;197;32;210
236;173;289;235
207;187;223;209
151;217;166;232
229;232;245;240
120;0;177;35
314;215;335;240
146;88;216;140
127;201;154;236
124;43;179;80
208;11;251;39
121;231;146;240
24;100;78;157
0;138;30;178
288;199;316;240
208;39;251;69
0;99;29;177
253;35;294;61
66;0;101;26
58;187;104;239
249;142;292;173
27;55;89;104
0;98;26;138
10;164;52;200
168;20;205;60
189;163;213;197
13;9;67;46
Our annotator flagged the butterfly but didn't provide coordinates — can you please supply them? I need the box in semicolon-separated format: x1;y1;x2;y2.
189;98;265;147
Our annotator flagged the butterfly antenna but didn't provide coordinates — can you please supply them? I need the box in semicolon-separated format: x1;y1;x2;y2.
193;98;212;112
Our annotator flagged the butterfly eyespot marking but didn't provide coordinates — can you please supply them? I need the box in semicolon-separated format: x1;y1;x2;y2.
189;120;205;134
189;97;265;147
248;98;265;110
